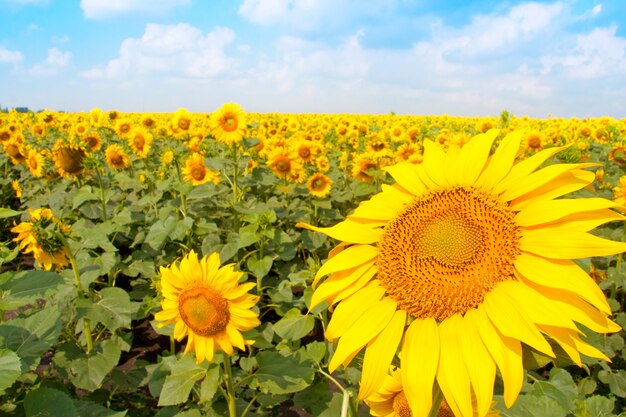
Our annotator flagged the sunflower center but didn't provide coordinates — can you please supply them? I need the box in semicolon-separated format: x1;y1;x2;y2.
178;287;229;336
191;166;206;181
377;187;520;320
223;114;238;132
392;392;411;417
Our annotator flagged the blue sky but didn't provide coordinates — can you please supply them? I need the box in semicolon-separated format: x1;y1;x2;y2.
1;0;625;117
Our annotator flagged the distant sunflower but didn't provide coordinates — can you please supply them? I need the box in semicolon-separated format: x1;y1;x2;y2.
182;153;220;186
299;130;626;417
128;127;153;159
3;138;26;165
351;154;378;183
267;147;301;180
172;108;192;132
105;144;130;170
11;179;22;199
115;118;133;137
26;148;46;178
12;208;71;271
82;131;102;152
154;251;261;363
211;103;247;145
52;140;86;179
307;173;333;198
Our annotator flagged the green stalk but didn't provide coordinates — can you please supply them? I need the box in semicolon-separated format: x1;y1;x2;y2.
95;168;108;222
232;142;240;203
222;352;238;417
318;368;354;417
58;233;94;354
428;383;444;417
173;159;188;217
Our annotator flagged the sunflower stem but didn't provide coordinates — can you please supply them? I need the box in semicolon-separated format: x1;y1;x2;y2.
222;352;238;417
58;232;94;355
173;158;188;217
169;335;176;355
95;168;108;222
232;142;240;203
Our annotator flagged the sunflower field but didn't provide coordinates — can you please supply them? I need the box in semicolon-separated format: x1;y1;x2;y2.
1;106;626;417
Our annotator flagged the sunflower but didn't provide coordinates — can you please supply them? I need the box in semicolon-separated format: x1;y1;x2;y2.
266;147;301;180
105;144;130;170
154;251;261;363
524;131;543;152
182;153;220;186
3;138;26;165
11;179;22;199
115;118;133;137
298;130;626;417
366;369;501;417
52;140;86;179
128;126;153;159
82;130;102;152
211;103;247;145
12;208;71;271
351;154;378;183
172;108;192;132
307;173;333;198
26;148;46;178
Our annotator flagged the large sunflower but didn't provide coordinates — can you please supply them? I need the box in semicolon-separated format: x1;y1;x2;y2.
52;140;86;179
210;103;247;145
298;130;626;417
154;251;260;363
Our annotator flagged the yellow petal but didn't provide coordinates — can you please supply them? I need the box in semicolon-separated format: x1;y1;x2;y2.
444;143;462;185
457;129;499;186
401;318;440;417
493;144;570;195
510;169;595;211
328;298;397;373
327;264;378;306
476;130;523;190
384;163;427;196
325;284;386;340
537;325;582;366
461;310;496;417
515;198;622;227
313;244;379;286
350;184;413;221
484;285;554;357
422;140;448;188
358;309;407;400
532;209;625;232
514;252;611;314
500;162;598;203
309;262;376;310
475;305;524;408
520;229;626;258
437;314;473;417
296;220;383;244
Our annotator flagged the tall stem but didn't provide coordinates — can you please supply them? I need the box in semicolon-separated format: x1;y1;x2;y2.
95;168;108;222
428;383;444;417
232;142;239;203
58;233;94;354
222;352;238;417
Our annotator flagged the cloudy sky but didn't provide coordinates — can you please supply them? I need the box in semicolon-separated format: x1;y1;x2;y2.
1;0;625;117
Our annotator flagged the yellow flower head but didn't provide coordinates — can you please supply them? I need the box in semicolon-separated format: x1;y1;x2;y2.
128;126;153;159
299;129;625;417
211;103;247;145
154;251;261;363
182;153;220;186
105;144;130;170
26;148;46;178
52;140;86;179
12;208;71;271
307;173;333;198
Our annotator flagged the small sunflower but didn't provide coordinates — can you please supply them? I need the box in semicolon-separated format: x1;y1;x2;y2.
12;208;71;271
307;173;333;198
351;154;378;183
128;126;153;159
105;144;130;170
172;108;192;132
154;251;261;363
3;138;26;165
182;153;220;186
266;147;301;180
26;148;46;178
11;179;22;199
211;103;247;145
299;130;626;417
81;130;102;152
52;140;86;179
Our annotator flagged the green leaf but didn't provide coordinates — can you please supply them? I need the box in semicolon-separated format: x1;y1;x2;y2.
246;255;273;279
574;395;615;417
24;387;78;417
499;394;568;417
74;399;128;417
199;364;220;403
72;186;100;209
158;355;207;406
0;306;63;370
250;351;315;395
70;339;121;391
529;368;577;412
0;270;64;308
145;217;178;250
83;287;132;332
0;349;21;394
598;369;626;397
273;308;315;341
0;208;22;219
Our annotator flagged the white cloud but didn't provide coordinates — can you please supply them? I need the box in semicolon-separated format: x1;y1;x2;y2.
592;4;602;15
29;48;71;76
0;46;23;64
80;23;236;79
238;0;333;29
80;0;190;19
541;25;626;79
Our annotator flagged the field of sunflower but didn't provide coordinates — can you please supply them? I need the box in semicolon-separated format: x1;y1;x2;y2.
1;106;626;417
